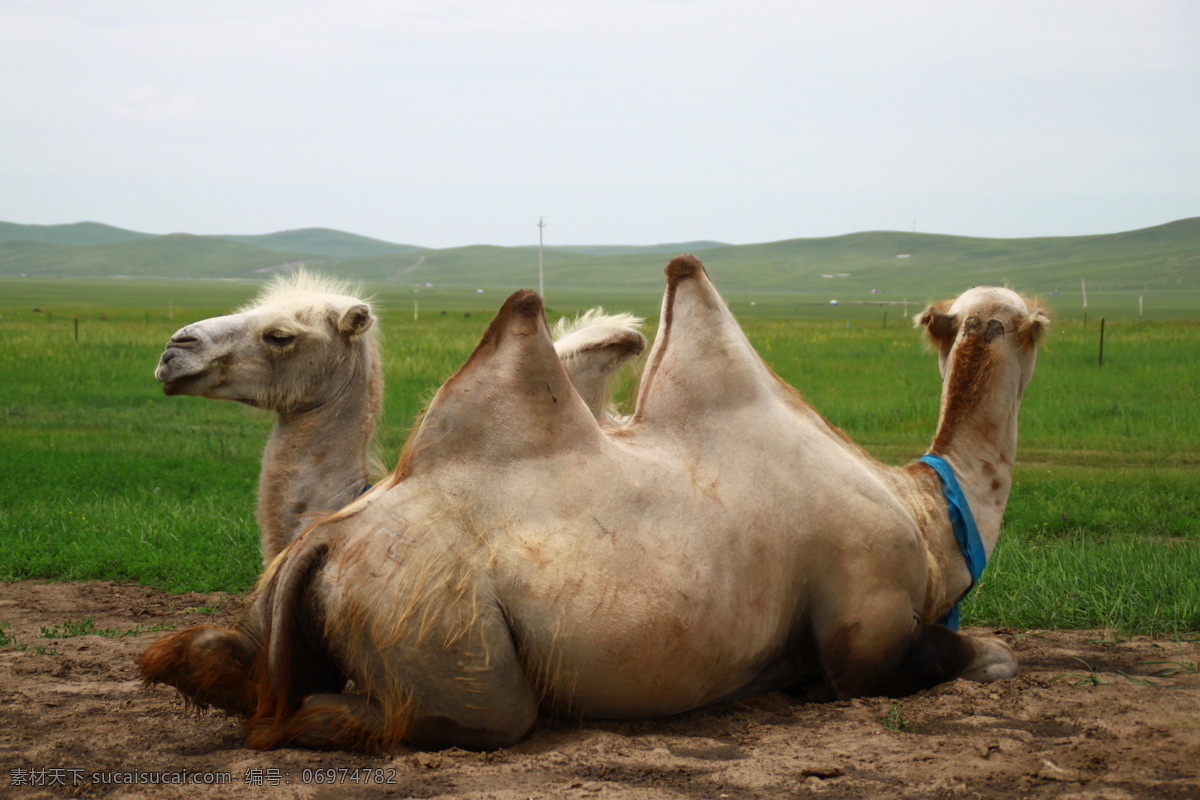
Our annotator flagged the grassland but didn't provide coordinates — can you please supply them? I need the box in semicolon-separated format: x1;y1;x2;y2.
0;277;1197;632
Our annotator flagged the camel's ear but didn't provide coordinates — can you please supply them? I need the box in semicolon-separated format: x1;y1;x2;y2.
1017;306;1051;350
337;304;374;339
396;290;603;477
914;301;956;346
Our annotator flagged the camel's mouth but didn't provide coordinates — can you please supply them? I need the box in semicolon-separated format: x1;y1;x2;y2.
160;376;201;396
159;369;217;398
161;374;259;408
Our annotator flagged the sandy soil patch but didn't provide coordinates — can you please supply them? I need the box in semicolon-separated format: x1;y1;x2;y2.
1;581;1197;799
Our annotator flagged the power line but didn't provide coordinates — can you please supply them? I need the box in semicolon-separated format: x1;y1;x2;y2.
537;216;546;299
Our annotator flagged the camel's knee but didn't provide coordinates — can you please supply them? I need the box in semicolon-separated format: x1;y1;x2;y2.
959;635;1018;682
892;624;1018;696
138;624;258;716
245;693;389;752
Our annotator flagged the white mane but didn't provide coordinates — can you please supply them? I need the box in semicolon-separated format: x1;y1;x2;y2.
552;307;644;340
241;269;372;313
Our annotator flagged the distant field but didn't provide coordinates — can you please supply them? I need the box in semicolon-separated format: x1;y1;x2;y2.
4;272;1199;322
1;279;1197;631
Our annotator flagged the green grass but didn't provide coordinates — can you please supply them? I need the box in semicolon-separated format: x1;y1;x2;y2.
36;614;175;639
1;280;1197;633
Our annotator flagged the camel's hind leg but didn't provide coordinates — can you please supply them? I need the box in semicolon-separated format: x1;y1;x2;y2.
246;592;539;752
139;625;259;716
246;693;386;751
246;685;538;753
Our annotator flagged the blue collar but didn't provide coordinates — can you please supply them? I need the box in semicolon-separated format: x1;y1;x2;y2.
919;454;987;631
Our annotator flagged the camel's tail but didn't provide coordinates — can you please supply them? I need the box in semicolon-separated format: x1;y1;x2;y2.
243;521;346;748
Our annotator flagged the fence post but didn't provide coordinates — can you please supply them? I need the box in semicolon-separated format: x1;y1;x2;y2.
1098;318;1105;368
74;316;79;343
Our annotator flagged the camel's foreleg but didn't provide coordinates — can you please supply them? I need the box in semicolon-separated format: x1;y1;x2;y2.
138;624;259;716
815;585;921;699
816;585;1018;700
823;620;1018;700
887;624;1018;695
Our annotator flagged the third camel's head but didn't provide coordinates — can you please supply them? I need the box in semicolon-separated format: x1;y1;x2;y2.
155;271;376;414
915;286;1050;390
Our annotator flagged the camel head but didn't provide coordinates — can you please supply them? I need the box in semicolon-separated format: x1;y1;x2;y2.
154;271;377;414
915;286;1050;455
552;308;646;424
916;287;1049;378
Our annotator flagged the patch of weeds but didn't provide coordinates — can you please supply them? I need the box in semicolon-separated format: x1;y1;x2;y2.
38;615;177;639
1116;670;1154;686
187;605;218;615
32;645;58;655
883;702;910;732
1;622;27;651
1055;657;1109;688
1143;639;1200;677
39;615;107;638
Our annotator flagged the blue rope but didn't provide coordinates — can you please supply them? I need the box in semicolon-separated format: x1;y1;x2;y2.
919;455;987;631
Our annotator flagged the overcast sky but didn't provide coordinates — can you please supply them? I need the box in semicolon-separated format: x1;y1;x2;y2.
2;0;1197;247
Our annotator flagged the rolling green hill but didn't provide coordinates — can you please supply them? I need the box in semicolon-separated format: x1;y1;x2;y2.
532;241;728;257
1;218;1196;300
0;221;153;245
0;233;313;278
216;227;424;258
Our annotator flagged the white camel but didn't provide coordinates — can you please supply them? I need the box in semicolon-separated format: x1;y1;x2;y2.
154;272;645;563
141;256;1049;752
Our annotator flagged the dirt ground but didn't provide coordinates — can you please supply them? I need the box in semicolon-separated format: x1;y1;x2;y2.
1;581;1197;800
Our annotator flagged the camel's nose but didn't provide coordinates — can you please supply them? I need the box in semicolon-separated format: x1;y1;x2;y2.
165;326;201;349
156;326;206;382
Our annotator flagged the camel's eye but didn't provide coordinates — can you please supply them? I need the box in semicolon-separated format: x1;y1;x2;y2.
264;331;297;347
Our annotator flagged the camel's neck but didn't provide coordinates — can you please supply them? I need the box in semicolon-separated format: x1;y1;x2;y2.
893;349;1025;622
257;348;382;564
928;366;1022;552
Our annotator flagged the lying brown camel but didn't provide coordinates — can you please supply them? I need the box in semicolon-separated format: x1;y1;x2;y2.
154;272;645;563
140;256;1048;751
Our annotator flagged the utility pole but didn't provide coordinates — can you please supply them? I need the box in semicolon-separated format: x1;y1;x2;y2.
537;217;546;299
